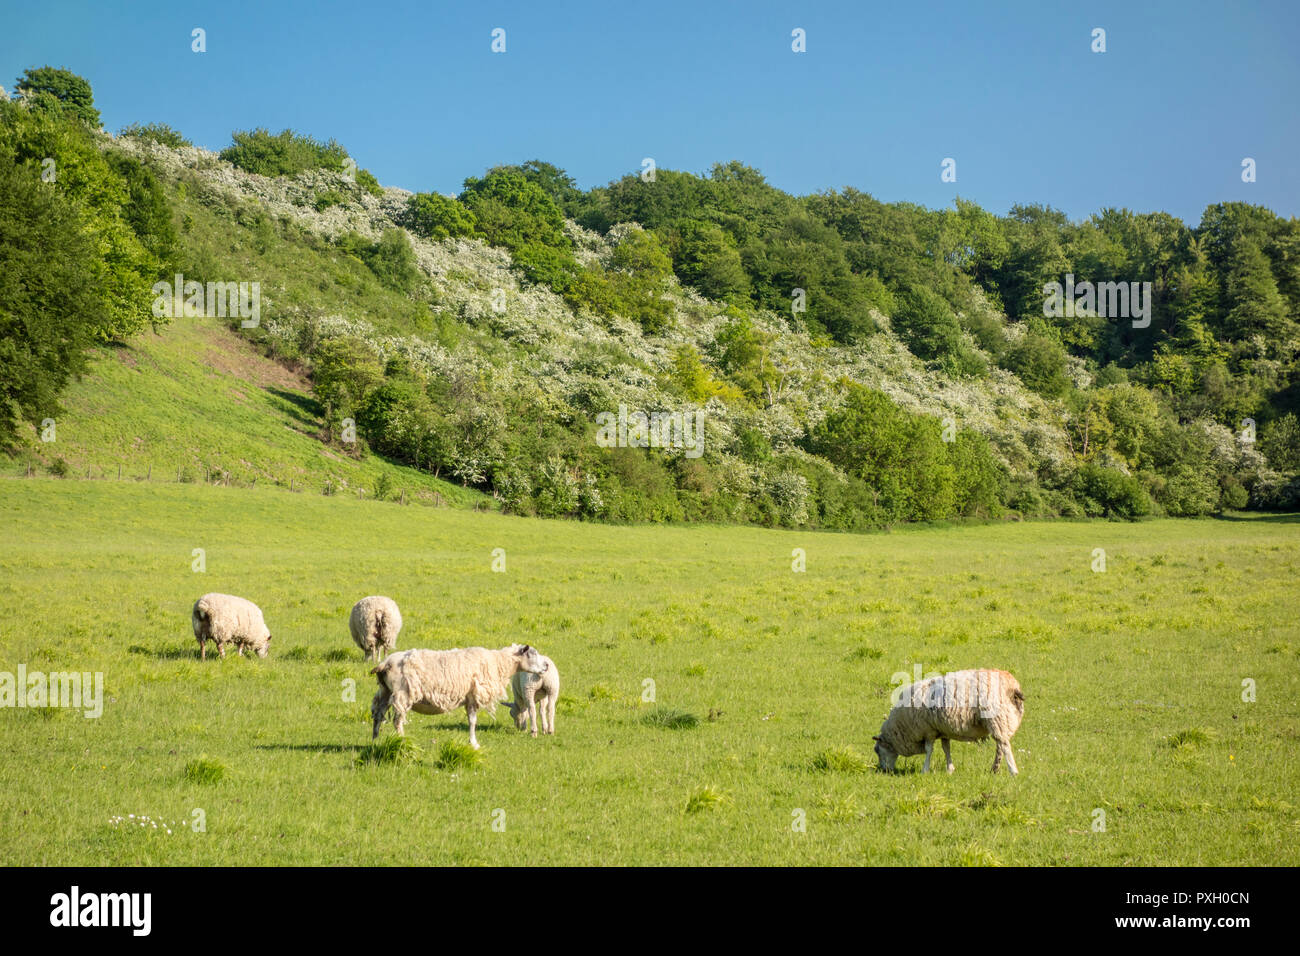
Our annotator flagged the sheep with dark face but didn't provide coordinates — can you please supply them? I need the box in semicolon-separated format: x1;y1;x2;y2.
370;645;549;749
507;648;558;737
873;669;1025;774
349;596;402;662
191;593;271;660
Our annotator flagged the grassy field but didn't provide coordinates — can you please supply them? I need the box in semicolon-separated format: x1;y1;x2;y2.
0;479;1297;865
3;317;486;507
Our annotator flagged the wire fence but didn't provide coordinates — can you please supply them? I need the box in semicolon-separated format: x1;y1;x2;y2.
5;461;469;508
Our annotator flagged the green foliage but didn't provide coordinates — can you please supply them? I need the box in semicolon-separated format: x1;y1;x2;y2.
1;101;165;343
1073;463;1152;518
355;168;384;197
805;384;1006;522
892;285;986;376
15;66;100;128
1000;319;1071;397
668;220;750;300
405;192;478;241
1259;414;1300;473
119;122;191;148
313;188;346;211
459;168;569;251
337;228;422;293
220;128;350;178
0;152;107;444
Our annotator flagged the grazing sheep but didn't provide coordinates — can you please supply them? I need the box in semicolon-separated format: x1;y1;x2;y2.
370;645;549;749
349;596;403;662
873;668;1024;774
191;593;272;661
507;648;559;737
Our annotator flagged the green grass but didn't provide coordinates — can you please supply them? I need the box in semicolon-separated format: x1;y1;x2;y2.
0;480;1298;865
3;316;486;508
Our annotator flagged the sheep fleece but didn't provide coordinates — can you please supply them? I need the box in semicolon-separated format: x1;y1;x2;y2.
373;647;522;716
191;593;270;656
880;668;1024;751
349;596;402;658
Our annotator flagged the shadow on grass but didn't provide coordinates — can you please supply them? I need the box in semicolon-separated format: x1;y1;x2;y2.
253;743;360;753
267;387;323;427
128;644;197;660
1210;512;1300;524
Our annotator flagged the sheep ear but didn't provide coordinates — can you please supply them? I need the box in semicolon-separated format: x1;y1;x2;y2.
519;644;530;654
872;735;880;742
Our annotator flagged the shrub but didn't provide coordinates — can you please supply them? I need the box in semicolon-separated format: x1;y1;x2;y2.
220;128;350;178
313;189;346;211
1073;463;1152;518
405;192;478;241
119;122;191;148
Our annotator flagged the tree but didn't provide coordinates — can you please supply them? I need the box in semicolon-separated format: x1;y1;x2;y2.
668;220;749;300
405;192;478;241
0;153;108;445
311;337;385;426
15;67;100;128
459;168;568;251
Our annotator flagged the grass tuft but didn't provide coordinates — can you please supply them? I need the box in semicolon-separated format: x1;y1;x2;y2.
810;746;871;773
642;707;699;730
432;740;483;772
684;786;730;814
183;757;226;785
356;735;422;767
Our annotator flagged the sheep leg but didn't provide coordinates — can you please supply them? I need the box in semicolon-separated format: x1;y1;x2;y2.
466;703;480;749
217;642;226;659
198;639;206;661
922;738;933;773
528;692;539;739
942;738;954;773
371;689;392;739
1000;740;1019;776
991;741;1004;773
545;694;556;735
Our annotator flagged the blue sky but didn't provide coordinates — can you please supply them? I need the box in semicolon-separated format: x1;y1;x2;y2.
3;0;1297;225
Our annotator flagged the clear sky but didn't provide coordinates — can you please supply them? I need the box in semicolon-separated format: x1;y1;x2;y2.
3;0;1297;225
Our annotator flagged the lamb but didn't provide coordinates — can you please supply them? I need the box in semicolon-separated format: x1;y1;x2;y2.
191;593;272;660
370;644;549;749
506;647;559;737
349;596;403;662
873;668;1024;774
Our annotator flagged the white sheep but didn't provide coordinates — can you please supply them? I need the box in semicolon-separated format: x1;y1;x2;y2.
506;648;559;737
873;668;1025;774
349;596;402;662
191;593;272;660
370;645;549;749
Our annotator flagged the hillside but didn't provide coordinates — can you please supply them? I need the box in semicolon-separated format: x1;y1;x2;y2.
4;75;1299;528
7;315;485;506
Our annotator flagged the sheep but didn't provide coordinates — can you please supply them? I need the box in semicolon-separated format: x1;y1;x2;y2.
873;668;1024;774
191;593;272;661
370;644;549;749
349;596;402;662
506;647;559;737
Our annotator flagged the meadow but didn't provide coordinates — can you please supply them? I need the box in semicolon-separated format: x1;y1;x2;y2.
0;479;1297;865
